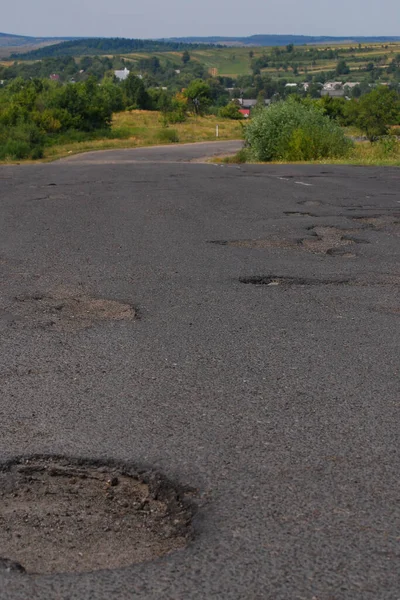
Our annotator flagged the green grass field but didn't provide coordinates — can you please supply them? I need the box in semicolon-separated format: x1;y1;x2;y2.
116;42;400;79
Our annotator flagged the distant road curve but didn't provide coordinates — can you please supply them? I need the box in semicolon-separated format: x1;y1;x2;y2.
58;140;243;165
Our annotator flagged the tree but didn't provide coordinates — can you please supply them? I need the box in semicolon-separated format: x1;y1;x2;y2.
348;87;400;140
182;50;190;64
219;101;244;120
286;43;294;53
335;59;350;76
184;79;211;115
122;73;149;109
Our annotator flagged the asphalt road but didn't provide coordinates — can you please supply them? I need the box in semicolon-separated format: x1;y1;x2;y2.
0;142;399;599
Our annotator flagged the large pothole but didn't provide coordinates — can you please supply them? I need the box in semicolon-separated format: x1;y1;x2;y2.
0;457;194;575
209;226;366;257
11;291;136;331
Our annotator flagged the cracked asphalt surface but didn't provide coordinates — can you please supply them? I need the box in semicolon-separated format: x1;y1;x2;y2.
0;141;399;599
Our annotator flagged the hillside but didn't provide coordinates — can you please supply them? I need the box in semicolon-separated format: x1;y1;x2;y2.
11;37;217;59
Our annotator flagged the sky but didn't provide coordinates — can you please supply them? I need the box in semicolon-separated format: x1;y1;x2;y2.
3;0;400;38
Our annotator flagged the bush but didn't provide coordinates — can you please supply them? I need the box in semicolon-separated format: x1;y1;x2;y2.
156;128;179;143
221;148;249;163
0;139;31;160
166;110;187;124
31;145;44;160
377;135;399;156
245;98;353;162
219;102;244;120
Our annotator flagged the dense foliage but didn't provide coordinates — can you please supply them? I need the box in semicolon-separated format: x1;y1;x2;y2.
244;98;353;161
0;77;119;159
13;38;216;60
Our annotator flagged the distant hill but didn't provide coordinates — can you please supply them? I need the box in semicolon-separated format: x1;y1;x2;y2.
0;32;78;48
5;32;400;60
166;34;400;47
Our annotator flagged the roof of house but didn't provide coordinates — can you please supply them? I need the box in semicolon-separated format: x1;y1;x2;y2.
239;99;271;108
114;68;130;80
323;81;343;90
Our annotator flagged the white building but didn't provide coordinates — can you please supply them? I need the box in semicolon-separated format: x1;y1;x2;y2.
114;68;130;81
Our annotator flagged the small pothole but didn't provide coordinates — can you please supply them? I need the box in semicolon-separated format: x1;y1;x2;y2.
238;274;400;287
11;291;136;331
352;215;400;232
238;276;350;286
326;247;357;258
0;457;195;575
284;211;317;217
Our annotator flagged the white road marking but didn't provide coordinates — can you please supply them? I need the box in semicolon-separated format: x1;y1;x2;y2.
295;181;313;186
278;177;290;181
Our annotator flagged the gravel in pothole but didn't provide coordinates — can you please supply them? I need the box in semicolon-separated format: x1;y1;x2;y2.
0;457;194;575
11;291;136;331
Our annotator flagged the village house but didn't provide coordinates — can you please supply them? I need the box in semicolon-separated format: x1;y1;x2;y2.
321;82;345;97
114;67;130;81
238;98;271;109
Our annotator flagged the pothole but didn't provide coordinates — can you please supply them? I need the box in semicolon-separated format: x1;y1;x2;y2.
297;200;322;207
238;276;350;286
209;226;367;257
11;291;136;331
283;211;317;217
0;457;194;575
209;239;294;249
352;215;400;233
238;273;400;287
300;226;368;254
326;247;357;258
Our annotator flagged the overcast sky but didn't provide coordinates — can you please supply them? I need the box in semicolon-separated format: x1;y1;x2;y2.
3;0;400;38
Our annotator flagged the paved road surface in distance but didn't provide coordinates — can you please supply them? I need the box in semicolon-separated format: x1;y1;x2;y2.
0;142;399;599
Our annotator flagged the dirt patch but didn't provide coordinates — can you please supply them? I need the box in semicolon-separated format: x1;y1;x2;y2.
0;457;194;575
12;291;136;331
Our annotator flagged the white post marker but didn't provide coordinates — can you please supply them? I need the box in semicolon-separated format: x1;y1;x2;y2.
216;125;219;138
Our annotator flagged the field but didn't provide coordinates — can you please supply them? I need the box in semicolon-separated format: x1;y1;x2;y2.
3;40;400;81
119;42;400;79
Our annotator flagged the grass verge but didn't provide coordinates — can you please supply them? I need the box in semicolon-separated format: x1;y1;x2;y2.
216;140;400;167
0;111;243;164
